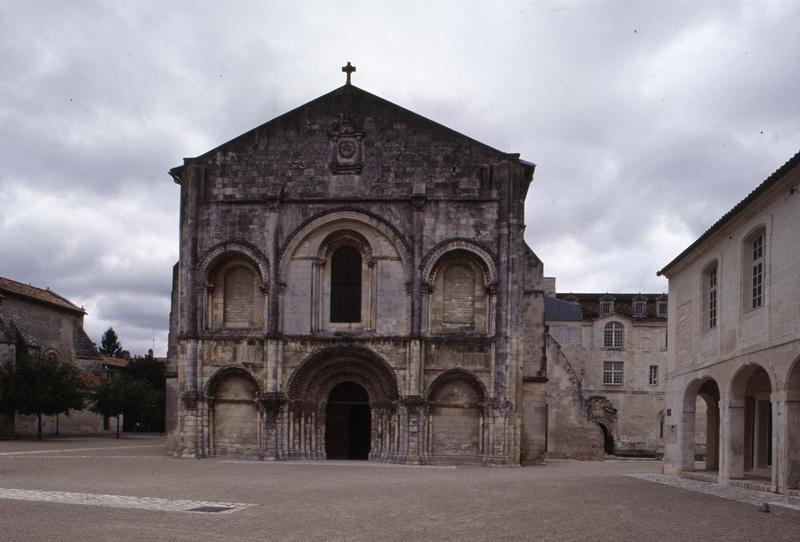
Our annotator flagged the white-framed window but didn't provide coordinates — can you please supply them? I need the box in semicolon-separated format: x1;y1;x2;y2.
603;321;624;349
703;263;718;330
633;300;646;317
603;361;624;385
657;300;667;316
648;365;658;386
600;300;613;315
750;232;765;309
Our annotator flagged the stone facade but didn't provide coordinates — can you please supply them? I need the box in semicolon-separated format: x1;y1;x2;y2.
660;150;800;495
545;288;668;458
168;79;550;464
0;275;110;436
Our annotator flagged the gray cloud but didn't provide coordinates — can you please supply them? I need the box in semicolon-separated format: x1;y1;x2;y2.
1;1;798;354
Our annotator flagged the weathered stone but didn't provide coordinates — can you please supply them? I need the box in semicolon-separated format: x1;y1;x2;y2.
167;80;548;465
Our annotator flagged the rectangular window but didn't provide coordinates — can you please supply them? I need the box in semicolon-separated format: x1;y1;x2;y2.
708;266;717;329
603;361;624;385
649;365;658;386
657;301;667;316
634;301;646;316
751;233;764;309
600;301;612;315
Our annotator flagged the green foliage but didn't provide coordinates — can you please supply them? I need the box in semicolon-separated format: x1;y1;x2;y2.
126;349;166;392
3;340;88;439
89;379;125;419
120;351;165;433
99;327;123;357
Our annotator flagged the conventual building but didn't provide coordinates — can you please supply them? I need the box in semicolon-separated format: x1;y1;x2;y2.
167;66;550;464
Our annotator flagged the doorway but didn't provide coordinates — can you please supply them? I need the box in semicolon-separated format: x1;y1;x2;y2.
597;423;615;455
325;382;371;459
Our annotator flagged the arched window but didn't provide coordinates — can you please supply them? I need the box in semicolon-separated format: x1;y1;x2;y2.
223;266;255;326
427;255;488;333
330;246;362;323
442;265;475;326
604;321;624;349
207;258;264;330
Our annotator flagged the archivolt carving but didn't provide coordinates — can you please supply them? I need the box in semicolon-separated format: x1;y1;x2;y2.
426;368;488;403
278;209;413;284
422;239;498;286
198;241;270;288
287;345;399;404
204;365;261;397
316;229;373;262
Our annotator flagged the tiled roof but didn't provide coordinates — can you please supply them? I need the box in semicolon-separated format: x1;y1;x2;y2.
658;149;800;276
78;371;103;387
555;293;667;321
101;356;129;368
0;276;84;314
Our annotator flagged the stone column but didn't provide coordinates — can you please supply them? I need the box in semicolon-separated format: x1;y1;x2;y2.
705;401;720;471
399;395;425;464
260;392;287;460
722;401;745;482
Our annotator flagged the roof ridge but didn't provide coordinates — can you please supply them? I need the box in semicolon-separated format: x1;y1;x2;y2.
658;148;800;276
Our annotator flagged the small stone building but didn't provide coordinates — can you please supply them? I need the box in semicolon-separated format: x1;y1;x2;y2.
660;150;800;495
545;284;668;458
167;70;553;464
0;275;110;436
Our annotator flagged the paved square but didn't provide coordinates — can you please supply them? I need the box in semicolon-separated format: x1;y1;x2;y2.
0;436;796;541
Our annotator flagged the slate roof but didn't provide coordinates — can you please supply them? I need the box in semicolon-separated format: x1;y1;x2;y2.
0;275;84;314
555;293;667;321
74;324;101;359
658;149;800;276
0;316;15;343
544;296;583;321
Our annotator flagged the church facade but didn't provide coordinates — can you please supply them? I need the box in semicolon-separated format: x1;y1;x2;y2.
167;71;549;464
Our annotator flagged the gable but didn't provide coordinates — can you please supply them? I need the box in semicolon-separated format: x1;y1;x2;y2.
171;85;532;201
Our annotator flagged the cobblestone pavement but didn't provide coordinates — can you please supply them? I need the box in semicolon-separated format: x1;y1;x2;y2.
1;436;798;542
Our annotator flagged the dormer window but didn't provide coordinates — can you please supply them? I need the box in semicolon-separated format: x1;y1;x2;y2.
657;299;668;316
632;297;647;317
599;297;614;315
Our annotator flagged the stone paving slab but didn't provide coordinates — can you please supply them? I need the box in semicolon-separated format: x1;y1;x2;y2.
0;444;162;456
221;459;456;469
628;473;778;507
0;488;255;514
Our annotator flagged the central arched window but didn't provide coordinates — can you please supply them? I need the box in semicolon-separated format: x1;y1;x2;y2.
330;246;362;323
604;321;624;349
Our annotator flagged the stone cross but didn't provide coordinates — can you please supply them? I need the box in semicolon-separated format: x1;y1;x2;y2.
342;62;356;85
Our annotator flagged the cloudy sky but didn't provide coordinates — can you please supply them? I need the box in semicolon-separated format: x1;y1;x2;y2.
1;1;798;355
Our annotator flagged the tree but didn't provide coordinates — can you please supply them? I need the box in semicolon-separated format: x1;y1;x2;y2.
10;347;88;440
122;350;165;432
99;327;123;357
89;379;125;438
